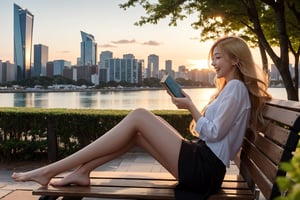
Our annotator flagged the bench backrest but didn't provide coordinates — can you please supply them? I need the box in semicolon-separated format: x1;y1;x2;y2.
239;99;300;199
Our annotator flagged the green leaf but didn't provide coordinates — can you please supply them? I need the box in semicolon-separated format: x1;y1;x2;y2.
277;177;292;191
280;162;295;172
290;184;300;200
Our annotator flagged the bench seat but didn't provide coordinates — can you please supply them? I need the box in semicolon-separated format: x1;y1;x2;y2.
33;171;255;199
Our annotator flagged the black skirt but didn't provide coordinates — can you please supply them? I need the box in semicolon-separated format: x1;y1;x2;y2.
175;139;226;200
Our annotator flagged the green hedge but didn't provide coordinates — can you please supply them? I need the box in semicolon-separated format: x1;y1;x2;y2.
0;108;192;162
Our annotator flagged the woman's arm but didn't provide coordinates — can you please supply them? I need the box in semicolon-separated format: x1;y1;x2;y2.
171;90;202;122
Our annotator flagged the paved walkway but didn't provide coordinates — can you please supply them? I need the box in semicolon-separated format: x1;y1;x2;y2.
0;148;241;200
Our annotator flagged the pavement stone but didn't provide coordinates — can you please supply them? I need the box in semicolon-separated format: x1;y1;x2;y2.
0;190;39;200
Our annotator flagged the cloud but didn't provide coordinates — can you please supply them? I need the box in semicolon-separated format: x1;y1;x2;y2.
99;44;117;48
111;39;136;44
142;40;161;46
108;39;161;46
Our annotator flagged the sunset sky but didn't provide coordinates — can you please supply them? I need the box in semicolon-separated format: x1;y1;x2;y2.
0;0;264;70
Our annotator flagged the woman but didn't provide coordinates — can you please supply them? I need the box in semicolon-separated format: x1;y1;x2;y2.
12;36;271;199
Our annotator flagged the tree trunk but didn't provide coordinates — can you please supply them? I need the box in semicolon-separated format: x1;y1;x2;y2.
246;0;298;101
293;54;299;99
258;42;268;73
276;60;298;100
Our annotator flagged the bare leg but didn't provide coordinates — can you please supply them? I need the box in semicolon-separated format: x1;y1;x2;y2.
12;108;183;186
51;140;135;186
52;115;181;186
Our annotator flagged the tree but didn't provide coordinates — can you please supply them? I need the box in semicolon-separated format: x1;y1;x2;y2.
120;0;300;101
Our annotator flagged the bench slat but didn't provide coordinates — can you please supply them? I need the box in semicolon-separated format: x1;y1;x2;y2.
58;171;246;183
33;185;255;200
49;177;249;190
263;122;289;146
87;171;245;182
242;138;278;183
240;151;273;199
209;193;254;200
89;171;175;180
34;185;175;200
52;177;178;189
267;99;300;111
263;105;300;127
251;131;284;165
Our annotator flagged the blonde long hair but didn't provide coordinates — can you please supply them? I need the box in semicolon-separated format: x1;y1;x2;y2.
190;36;271;136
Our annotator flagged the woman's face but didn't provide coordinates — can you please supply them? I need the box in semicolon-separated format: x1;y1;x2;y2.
211;45;237;81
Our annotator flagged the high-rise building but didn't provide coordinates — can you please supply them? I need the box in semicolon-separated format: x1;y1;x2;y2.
123;54;135;59
99;51;113;69
105;58;143;84
0;60;3;83
53;60;71;76
165;60;172;75
0;61;15;83
99;51;113;83
46;62;54;77
14;3;34;81
33;44;48;76
147;54;159;78
80;31;97;66
177;65;188;79
75;65;97;82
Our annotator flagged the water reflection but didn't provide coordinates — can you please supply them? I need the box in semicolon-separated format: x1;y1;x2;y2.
0;88;288;110
33;92;48;108
14;93;28;107
79;91;98;108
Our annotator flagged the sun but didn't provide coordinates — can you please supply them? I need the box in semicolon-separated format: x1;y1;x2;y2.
187;59;210;70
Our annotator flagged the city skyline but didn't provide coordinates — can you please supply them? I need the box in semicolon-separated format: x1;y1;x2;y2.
0;0;218;70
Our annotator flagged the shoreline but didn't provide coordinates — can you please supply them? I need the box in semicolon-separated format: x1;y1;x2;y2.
0;86;211;93
0;87;162;93
0;85;285;93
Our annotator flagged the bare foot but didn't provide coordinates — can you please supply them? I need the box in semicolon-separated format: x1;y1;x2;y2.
11;169;51;186
50;170;90;186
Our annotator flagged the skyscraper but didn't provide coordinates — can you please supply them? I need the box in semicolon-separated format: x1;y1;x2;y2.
14;3;34;81
105;58;143;84
147;54;159;78
165;60;172;76
0;60;15;83
99;51;113;69
53;60;71;76
80;31;97;66
33;44;48;76
99;51;113;83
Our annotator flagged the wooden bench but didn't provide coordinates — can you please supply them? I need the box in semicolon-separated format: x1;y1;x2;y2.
33;99;300;200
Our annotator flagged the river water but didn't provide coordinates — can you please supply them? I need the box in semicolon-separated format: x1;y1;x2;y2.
0;88;291;110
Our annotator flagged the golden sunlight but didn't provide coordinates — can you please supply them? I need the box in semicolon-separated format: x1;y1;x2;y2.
187;59;210;70
215;16;223;23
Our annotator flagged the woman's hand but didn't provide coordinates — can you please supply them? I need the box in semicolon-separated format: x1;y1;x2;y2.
171;90;193;110
172;90;202;122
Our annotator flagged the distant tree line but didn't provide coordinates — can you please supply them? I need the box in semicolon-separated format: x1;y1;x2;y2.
0;76;93;88
0;76;214;89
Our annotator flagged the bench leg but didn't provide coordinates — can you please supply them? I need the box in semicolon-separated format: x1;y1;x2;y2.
39;196;59;200
38;196;83;200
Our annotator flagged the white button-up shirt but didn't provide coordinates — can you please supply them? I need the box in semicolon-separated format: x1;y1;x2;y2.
195;80;251;167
